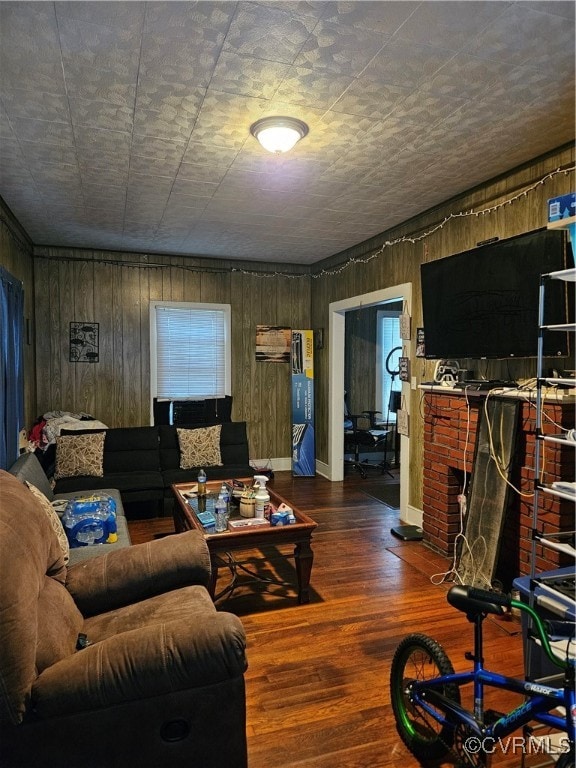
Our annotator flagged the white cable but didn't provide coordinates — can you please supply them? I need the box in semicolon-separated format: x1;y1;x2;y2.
483;391;534;498
430;392;475;586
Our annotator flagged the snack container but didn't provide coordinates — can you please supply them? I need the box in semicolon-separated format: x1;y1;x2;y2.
271;511;290;526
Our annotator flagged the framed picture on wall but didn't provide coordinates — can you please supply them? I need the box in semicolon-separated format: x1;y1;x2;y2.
416;327;425;358
69;322;99;363
399;356;410;382
255;325;291;362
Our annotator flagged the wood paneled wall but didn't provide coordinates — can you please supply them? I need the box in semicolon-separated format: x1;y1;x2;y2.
1;145;574;510
310;145;575;510
30;251;310;461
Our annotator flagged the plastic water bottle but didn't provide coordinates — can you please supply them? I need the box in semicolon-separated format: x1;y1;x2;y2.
197;468;207;497
220;482;230;519
62;495;117;548
63;504;107;548
104;497;118;543
215;493;227;532
75;521;105;545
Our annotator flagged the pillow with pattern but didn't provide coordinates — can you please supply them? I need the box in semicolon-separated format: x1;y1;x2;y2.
54;432;105;480
177;425;222;469
25;481;70;564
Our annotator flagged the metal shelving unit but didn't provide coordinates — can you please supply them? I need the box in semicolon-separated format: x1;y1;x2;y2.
531;261;576;569
521;238;575;768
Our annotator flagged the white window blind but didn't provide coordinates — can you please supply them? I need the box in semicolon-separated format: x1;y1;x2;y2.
152;303;230;399
377;311;401;423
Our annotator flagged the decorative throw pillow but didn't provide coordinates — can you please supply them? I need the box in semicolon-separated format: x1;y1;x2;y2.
54;432;105;480
25;481;70;564
177;425;222;469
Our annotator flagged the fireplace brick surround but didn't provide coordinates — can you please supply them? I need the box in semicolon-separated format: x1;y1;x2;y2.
422;388;574;585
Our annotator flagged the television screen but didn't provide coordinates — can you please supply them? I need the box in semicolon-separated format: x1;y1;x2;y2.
420;229;574;360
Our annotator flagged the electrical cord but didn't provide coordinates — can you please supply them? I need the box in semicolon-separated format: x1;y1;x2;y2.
430;391;477;586
430;380;571;587
461;387;471;500
483;389;534;498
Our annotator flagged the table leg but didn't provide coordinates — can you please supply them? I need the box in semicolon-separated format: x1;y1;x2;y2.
208;554;219;600
294;538;314;605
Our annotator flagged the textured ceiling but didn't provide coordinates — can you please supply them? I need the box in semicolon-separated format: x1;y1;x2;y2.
0;1;574;265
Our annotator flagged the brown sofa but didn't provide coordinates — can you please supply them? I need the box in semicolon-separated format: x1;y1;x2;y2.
0;470;248;768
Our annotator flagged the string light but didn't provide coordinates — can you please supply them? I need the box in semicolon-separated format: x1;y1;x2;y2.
233;164;575;279
12;164;574;279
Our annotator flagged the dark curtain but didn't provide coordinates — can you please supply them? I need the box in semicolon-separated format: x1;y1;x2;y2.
0;267;24;470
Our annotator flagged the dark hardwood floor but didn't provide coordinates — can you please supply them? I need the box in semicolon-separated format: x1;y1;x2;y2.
129;471;531;768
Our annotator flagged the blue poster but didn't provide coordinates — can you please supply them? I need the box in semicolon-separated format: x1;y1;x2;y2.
291;330;315;476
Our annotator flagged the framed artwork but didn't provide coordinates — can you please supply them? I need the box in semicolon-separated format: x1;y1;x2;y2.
69;322;99;363
416;327;426;358
399;356;410;382
255;325;291;362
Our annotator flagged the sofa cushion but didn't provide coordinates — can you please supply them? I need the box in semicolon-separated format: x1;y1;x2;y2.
33;593;247;718
219;422;251;467
177;425;222;469
159;424;183;471
36;576;83;674
102;427;160;473
159;422;250;472
66;530;212;617
25;482;69;564
8;451;55;501
55;432;105;480
54;472;165;501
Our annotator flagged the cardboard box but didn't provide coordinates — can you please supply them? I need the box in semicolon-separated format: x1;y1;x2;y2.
196;511;216;532
548;193;575;222
291;330;316;476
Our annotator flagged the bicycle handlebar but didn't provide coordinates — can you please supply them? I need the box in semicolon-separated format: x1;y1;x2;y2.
468;586;512;609
453;586;573;670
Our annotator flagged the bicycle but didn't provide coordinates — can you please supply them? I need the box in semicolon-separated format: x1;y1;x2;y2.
390;584;575;767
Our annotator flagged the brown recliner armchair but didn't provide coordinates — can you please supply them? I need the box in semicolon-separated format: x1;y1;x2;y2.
0;470;248;768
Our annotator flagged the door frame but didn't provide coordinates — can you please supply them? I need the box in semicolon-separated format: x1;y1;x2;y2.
328;283;412;519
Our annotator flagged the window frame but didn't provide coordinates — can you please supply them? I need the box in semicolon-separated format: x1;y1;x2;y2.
376;309;402;424
150;301;231;422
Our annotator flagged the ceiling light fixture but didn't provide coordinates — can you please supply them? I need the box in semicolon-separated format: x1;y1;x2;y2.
250;116;309;154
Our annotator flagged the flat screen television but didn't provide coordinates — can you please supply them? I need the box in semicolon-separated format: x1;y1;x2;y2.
420;228;574;360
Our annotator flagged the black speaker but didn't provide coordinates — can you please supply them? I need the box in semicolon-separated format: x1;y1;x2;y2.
389;391;401;413
152;398;171;425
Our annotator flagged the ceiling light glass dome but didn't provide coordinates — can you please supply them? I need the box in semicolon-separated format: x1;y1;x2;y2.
250;116;309;154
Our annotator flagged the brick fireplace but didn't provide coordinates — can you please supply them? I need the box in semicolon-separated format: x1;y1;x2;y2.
422;388;574;585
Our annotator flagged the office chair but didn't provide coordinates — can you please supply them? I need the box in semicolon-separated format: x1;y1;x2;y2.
360;389;401;473
344;407;391;479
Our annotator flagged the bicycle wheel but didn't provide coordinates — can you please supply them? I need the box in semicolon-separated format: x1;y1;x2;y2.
557;751;575;768
390;633;461;761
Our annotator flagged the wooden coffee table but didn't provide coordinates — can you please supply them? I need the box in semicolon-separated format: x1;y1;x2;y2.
172;480;317;604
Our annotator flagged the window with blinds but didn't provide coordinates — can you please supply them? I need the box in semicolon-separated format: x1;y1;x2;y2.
376;310;401;424
150;302;231;401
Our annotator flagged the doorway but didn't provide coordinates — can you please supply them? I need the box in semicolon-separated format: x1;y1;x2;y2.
327;283;412;522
